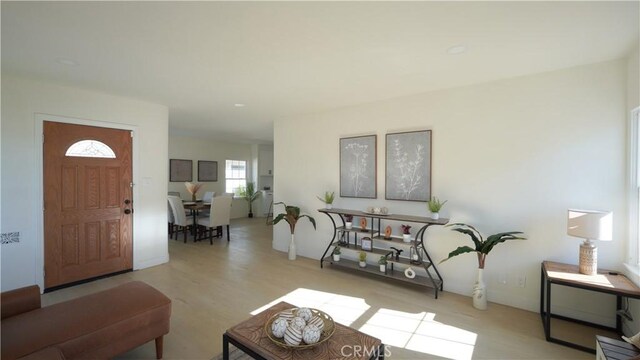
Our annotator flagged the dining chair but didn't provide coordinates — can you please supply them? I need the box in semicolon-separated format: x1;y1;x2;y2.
202;191;215;203
168;199;176;237
197;195;233;244
168;191;181;199
168;195;191;243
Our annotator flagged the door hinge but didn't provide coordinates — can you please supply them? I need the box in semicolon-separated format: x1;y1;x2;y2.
42;133;45;144
43;267;46;278
130;131;134;138
130;182;134;188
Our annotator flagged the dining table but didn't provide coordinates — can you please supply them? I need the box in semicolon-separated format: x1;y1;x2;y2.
182;201;211;236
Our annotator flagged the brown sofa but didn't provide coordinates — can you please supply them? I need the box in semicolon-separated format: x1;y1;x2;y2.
1;281;171;360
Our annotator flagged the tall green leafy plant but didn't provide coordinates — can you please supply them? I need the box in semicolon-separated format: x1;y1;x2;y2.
441;223;525;268
238;182;260;218
271;202;316;234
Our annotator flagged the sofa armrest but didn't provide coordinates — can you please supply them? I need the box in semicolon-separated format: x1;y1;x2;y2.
1;285;41;320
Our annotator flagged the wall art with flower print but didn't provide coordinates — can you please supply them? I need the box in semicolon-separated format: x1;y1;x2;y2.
385;130;431;201
340;135;377;199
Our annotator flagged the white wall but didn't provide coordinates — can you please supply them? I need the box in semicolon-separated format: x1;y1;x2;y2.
168;134;252;219
1;75;169;291
274;59;628;326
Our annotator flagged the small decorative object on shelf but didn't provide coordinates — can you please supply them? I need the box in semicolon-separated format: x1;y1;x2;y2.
366;206;389;215
360;217;367;231
404;267;416;279
410;246;422;265
390;246;403;260
441;223;525;310
344;215;353;229
384;225;392;240
271;202;317;261
359;251;367;268
317;191;335;210
427;196;448;220
265;307;335;349
361;237;372;251
185;182;203;201
332;246;341;262
378;256;388;273
401;224;412;243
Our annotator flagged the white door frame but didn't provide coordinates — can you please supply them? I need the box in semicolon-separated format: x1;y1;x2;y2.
34;113;139;291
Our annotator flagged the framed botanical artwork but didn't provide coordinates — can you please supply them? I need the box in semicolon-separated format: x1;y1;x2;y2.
198;160;218;182
170;159;192;182
340;135;377;199
385;130;432;201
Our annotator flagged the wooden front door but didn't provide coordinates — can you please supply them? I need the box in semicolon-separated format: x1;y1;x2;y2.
44;121;133;289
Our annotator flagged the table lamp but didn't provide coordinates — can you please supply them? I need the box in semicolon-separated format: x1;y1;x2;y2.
567;209;613;275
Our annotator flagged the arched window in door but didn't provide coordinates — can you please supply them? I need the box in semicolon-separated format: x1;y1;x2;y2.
65;140;116;158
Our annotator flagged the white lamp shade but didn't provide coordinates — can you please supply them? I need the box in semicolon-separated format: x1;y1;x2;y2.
567;209;613;241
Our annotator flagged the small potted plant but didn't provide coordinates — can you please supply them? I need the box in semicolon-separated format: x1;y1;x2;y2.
344;215;354;229
427;196;448;220
358;251;367;268
378;256;388;273
270;202;316;261
238;182;260;218
332;246;341;262
317;191;335;209
401;224;412;243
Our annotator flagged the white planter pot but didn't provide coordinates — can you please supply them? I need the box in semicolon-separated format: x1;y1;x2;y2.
359;261;366;268
402;234;411;243
345;222;352;230
326;204;333;210
288;234;296;261
333;254;340;262
473;268;487;310
431;212;440;220
379;264;386;273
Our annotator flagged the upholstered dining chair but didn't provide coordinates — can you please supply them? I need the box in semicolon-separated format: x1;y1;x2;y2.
168;191;181;198
202;191;215;203
197;195;232;244
167;199;175;237
167;195;191;243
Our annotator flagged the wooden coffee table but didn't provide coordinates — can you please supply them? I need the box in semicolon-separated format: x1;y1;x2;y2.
223;301;384;360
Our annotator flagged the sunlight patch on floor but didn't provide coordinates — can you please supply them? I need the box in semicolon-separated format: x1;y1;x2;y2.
250;288;370;326
359;308;477;360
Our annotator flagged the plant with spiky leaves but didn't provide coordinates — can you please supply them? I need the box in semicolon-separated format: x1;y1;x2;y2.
270;202;316;235
317;191;335;205
440;223;525;269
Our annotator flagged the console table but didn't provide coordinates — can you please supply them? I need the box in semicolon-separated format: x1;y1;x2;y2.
540;261;640;353
318;208;448;298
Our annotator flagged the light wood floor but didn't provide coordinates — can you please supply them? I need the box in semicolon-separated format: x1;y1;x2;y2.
42;218;595;359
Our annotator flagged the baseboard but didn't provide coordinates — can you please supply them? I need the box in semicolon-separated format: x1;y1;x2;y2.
134;254;169;270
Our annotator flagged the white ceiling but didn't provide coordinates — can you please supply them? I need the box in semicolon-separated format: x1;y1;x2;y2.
2;1;638;143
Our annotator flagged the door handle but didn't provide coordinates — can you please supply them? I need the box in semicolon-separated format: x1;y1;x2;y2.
124;199;131;205
124;209;132;215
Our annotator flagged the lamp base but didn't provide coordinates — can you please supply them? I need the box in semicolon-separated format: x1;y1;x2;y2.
579;240;597;275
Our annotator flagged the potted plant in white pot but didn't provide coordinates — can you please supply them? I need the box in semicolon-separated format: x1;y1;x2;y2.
440;223;525;310
358;251;367;268
238;182;260;218
378;256;388;273
344;215;354;229
271;202;316;260
317;191;335;209
401;224;412;243
427;197;447;220
332;246;341;262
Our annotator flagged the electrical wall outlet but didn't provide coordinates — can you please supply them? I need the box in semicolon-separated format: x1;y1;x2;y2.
1;232;20;244
497;272;508;285
517;274;527;288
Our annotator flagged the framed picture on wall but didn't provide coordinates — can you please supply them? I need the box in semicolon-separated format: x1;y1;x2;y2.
198;160;218;182
170;159;192;182
385;130;431;201
340;135;377;199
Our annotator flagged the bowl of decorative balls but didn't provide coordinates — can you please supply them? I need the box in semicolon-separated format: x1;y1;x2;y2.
264;307;336;349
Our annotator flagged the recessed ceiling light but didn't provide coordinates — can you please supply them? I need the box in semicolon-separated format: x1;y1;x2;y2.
234;103;246;108
446;45;467;55
55;57;79;66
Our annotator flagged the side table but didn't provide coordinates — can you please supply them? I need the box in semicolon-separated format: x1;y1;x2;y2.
540;261;640;353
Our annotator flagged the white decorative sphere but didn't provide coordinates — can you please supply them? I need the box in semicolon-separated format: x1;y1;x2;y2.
279;310;295;320
302;325;322;344
271;317;288;338
284;325;302;346
290;316;306;331
308;316;324;331
296;308;313;322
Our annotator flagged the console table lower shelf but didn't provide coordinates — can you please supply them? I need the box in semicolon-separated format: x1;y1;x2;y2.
324;256;443;290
